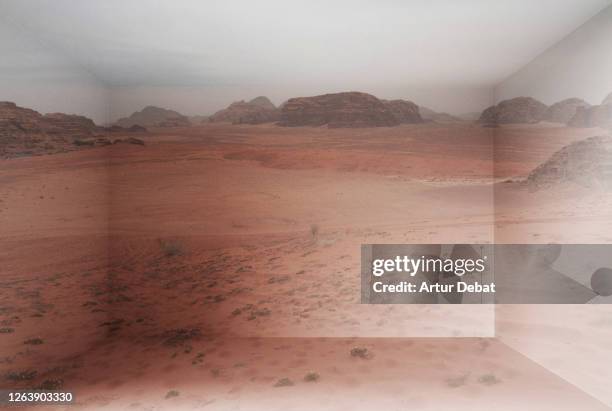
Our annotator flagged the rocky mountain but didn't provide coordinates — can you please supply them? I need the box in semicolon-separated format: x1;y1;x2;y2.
479;97;548;125
279;92;399;128
209;96;280;125
248;96;277;111
0;101;144;158
0;101;47;133
525;135;612;190
544;98;591;124
43;112;98;135
1;102;95;157
419;106;461;123
382;100;423;124
115;106;191;128
568;95;612;129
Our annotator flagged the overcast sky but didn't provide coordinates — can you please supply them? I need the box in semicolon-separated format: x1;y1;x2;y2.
1;0;611;119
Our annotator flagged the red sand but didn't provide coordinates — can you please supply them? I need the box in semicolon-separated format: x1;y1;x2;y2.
1;122;611;409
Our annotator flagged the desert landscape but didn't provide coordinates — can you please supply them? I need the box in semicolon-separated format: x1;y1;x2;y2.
1;88;612;410
3;0;612;408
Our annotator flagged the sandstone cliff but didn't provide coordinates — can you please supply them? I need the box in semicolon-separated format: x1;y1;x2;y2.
279;92;399;128
479;97;548;125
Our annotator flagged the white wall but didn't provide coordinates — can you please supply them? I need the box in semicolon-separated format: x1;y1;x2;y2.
494;7;612;407
0;20;110;124
495;5;612;105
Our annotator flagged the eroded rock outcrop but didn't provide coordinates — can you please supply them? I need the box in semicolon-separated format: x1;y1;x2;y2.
115;106;191;128
43;113;98;136
419;106;460;123
0;101;47;133
382;100;423;124
209;96;280;124
0;102;99;157
544;98;590;124
568;94;612;129
525;135;612;190
0;101;146;158
279;92;399;128
248;96;277;111
479;97;548;125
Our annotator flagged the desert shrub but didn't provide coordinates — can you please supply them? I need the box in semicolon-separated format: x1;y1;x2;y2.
350;347;369;358
274;377;294;387
304;371;320;382
158;238;184;257
310;224;319;240
165;390;180;399
478;373;501;385
73;138;95;146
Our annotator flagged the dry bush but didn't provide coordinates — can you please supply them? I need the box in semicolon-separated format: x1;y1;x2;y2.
310;224;319;241
158;238;184;257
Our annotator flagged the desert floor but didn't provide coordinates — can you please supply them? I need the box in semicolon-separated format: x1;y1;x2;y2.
1;122;612;410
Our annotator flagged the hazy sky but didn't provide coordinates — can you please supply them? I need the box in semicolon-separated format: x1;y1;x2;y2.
496;4;612;106
1;0;611;120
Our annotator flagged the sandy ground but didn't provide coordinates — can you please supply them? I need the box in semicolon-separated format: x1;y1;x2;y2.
1;122;611;409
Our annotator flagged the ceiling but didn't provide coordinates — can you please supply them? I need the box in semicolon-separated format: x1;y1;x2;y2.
1;0;610;89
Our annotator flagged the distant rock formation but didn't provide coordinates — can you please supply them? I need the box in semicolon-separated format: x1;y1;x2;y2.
43;113;98;135
0;101;146;158
103;124;147;133
248;96;277;110
479;97;548;125
73;136;145;147
568;95;612;129
0;101;47;133
419;106;461;123
382;100;423;123
209;96;280;124
115;106;191;128
544;98;590;123
456;112;481;122
525;135;612;190
188;115;209;125
1;102;97;157
279;92;399;128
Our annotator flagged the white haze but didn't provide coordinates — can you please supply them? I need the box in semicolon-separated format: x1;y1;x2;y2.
0;0;610;120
